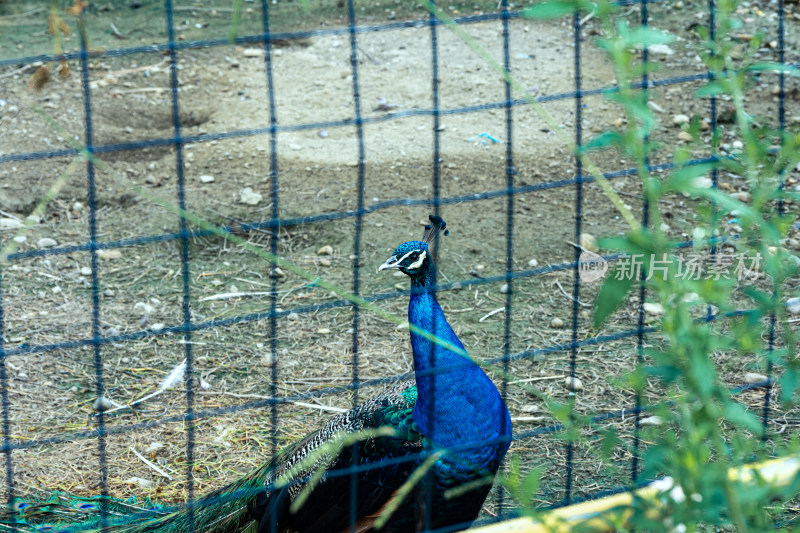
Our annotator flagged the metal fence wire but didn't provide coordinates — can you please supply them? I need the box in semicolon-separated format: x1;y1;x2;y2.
0;0;791;531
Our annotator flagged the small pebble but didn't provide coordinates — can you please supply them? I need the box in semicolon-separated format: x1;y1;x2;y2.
264;352;276;366
649;44;674;55
564;376;583;391
678;131;694;142
287;312;299;321
150;323;165;332
787;297;800;315
12;236;25;244
0;218;21;229
319;258;332;266
242;48;264;57
672;114;690;126
500;283;510;294
198;377;211;391
133;302;154;315
318;130;329;138
36;237;57;248
528;258;538;267
521;404;540;413
744;372;768;384
643;302;664;315
732;140;743;150
550;317;565;328
691;177;713;188
270;267;286;279
395;283;405;290
199;175;215;183
317;328;331;335
317;245;334;256
395;322;409;331
579;233;598;253
730;191;750;202
93;396;112;412
240;187;262;205
682;292;700;303
80;266;92;276
98;249;122;260
639;415;663;426
660;223;671;232
145;442;164;454
125;477;155;489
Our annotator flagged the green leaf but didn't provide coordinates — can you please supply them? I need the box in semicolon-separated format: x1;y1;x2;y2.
696;81;726;98
626;26;675;46
664;162;716;192
747;61;796;73
724;402;763;433
581;131;625;152
781;368;797;404
689;351;716;399
628;98;657;130
521;1;577;18
599;428;619;461
597;236;632;251
593;267;635;329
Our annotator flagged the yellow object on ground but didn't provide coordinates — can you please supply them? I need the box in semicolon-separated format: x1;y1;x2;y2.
471;456;800;533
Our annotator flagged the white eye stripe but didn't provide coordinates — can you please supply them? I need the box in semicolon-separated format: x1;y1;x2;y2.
406;250;427;270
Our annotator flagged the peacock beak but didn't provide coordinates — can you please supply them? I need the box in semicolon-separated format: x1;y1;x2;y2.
378;255;401;272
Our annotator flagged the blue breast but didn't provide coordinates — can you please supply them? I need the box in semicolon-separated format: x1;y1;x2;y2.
407;290;511;473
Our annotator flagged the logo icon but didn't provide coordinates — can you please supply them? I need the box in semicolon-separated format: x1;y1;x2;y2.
578;251;608;282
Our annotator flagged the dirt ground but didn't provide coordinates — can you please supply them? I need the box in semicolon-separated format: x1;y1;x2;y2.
0;0;799;524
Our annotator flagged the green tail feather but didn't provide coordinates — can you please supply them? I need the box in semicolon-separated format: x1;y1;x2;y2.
0;493;164;532
0;460;279;533
0;384;419;533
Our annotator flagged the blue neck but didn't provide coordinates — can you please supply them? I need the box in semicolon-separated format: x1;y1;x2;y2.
407;263;511;465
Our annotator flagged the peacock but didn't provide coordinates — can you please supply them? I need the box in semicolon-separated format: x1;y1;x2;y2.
2;215;512;533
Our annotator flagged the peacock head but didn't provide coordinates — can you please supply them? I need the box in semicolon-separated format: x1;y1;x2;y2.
378;215;448;277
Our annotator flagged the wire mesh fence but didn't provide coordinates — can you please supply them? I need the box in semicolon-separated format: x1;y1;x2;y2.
0;0;794;531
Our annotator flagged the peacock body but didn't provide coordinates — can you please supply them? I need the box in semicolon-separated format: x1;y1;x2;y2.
4;216;511;533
